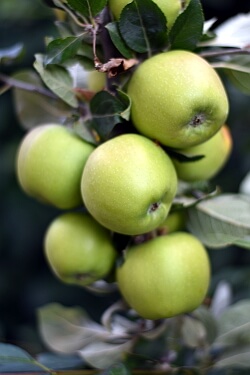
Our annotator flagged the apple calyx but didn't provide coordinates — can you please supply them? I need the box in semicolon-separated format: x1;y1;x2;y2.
188;113;206;127
148;202;161;213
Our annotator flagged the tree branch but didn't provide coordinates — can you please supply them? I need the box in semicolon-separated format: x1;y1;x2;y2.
0;73;58;99
199;47;250;59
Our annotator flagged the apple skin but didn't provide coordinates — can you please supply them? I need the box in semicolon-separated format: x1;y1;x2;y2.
116;232;210;320
16;124;95;209
81;133;178;235
157;210;187;234
44;212;117;286
172;125;233;182
127;50;229;149
108;0;190;30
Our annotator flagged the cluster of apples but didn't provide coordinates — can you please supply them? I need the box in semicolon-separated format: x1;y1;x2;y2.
16;39;232;319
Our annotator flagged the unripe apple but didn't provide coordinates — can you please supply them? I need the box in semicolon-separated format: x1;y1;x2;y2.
109;0;190;30
44;212;117;286
127;50;229;149
157;210;187;234
116;232;210;320
172;125;233;182
16;124;95;209
81;133;178;235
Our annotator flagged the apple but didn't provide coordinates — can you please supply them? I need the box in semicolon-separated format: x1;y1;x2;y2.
16;124;95;209
108;0;190;30
171;125;233;182
157;209;187;234
116;232;210;320
127;50;229;149
81;133;178;235
87;70;106;92
44;212;117;286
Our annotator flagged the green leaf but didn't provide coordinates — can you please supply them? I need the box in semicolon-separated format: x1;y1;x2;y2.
67;0;107;18
192;305;218;345
45;36;83;65
100;363;131;375
106;22;134;59
220;55;250;95
0;344;45;373
37;303;109;353
119;0;168;54
12;70;71;129
37;352;85;370
78;340;133;369
187;193;250;248
169;0;204;51
90;90;131;140
214;347;250;369
0;43;24;64
34;53;78;107
181;315;207;348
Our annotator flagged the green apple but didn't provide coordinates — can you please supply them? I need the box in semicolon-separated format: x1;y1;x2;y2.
157;209;187;234
81;133;178;235
16;124;95;209
108;0;190;30
127;50;229;149
116;232;210;319
87;70;106;92
172;125;233;182
44;212;117;286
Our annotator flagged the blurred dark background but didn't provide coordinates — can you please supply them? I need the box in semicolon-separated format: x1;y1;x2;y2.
0;0;250;355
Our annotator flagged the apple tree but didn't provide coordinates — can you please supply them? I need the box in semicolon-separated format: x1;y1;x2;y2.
1;0;250;373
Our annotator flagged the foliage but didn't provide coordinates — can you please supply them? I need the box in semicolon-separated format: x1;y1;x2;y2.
1;0;250;373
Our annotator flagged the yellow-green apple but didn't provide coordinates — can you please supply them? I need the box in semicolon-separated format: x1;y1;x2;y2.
16;124;94;209
109;0;190;30
127;50;229;149
172;125;232;182
116;232;210;319
44;212;117;286
157;209;187;234
81;133;177;235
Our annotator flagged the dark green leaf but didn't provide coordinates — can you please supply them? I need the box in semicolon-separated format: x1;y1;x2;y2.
187;194;250;248
45;36;83;65
193;305;218;345
34;53;78;107
106;22;134;59
90;90;131;140
0;344;44;373
167;148;205;163
119;0;168;54
100;363;131;375
37;352;85;370
67;0;107;18
0;43;24;64
169;0;204;51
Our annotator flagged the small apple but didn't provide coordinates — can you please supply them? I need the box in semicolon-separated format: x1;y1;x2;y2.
87;70;106;92
157;209;187;235
108;0;190;30
44;212;117;286
16;124;95;209
127;50;229;149
172;125;233;182
116;232;210;320
81;133;178;235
